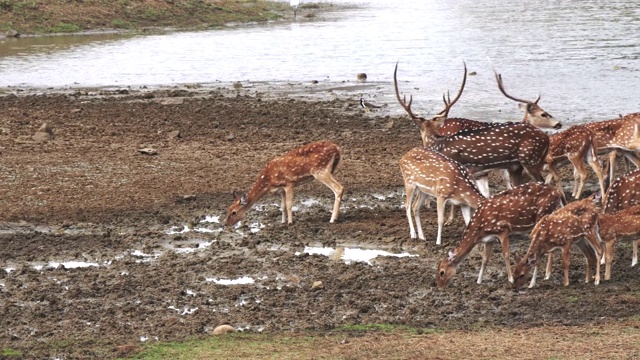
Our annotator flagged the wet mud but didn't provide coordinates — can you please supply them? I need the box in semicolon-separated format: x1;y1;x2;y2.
0;86;638;358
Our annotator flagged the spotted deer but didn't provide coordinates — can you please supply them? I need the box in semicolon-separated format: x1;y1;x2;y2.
394;63;550;198
600;205;640;280
436;183;565;288
225;141;344;227
544;126;606;200
600;168;640;270
512;199;602;289
436;68;562;136
400;147;486;245
581;113;640;182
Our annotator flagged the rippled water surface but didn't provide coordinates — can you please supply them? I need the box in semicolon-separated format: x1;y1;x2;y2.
0;0;638;122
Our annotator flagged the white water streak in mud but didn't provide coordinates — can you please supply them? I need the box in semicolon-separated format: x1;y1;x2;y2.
299;246;418;265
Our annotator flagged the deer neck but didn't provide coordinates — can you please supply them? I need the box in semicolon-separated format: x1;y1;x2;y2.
448;224;484;267
243;174;274;210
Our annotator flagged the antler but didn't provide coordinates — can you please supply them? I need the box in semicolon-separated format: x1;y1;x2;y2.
495;71;540;105
393;62;426;121
437;61;467;118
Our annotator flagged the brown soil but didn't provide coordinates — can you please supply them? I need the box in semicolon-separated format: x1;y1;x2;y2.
0;86;638;359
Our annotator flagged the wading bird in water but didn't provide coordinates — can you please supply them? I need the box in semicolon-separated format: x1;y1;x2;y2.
291;0;300;19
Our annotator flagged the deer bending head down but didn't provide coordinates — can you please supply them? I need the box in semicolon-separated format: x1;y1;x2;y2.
225;141;344;227
400;147;485;245
512;198;602;289
436;183;565;288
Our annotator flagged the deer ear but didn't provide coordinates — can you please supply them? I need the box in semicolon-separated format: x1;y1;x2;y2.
526;253;537;266
447;248;457;262
513;251;522;263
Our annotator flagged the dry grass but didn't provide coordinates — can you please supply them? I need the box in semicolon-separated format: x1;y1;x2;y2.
129;320;640;359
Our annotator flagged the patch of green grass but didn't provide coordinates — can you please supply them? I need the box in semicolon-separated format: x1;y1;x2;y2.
337;323;438;335
142;9;164;22
49;22;81;33
111;18;133;29
1;348;23;357
567;296;579;303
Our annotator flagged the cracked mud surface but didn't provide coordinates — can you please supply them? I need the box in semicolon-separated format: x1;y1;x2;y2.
0;86;638;358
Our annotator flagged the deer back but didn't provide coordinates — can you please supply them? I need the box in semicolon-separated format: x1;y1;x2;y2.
599;204;640;241
436;118;493;136
546;126;596;163
583;114;640;151
400;147;484;207
430;123;550;173
603;168;640;214
460;182;564;245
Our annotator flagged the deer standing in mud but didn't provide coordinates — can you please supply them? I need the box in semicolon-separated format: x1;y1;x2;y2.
225;141;344;227
400;147;485;245
579;113;640;182
599;168;640;277
512;198;602;289
436;183;565;288
544;126;606;201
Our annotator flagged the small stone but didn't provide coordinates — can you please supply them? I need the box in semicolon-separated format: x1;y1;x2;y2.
311;280;324;290
356;73;367;81
167;130;181;140
233;81;243;89
182;194;196;201
225;133;235;141
33;123;54;143
212;324;236;335
6;30;20;38
137;148;158;155
159;98;184;105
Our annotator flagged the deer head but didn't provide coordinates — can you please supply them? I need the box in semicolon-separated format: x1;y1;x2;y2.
394;61;467;147
225;191;250;227
495;71;561;130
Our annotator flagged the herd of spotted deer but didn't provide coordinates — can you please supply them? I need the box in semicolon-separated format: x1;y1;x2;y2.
224;62;640;291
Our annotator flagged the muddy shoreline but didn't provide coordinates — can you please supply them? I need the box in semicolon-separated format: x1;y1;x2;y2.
0;85;638;358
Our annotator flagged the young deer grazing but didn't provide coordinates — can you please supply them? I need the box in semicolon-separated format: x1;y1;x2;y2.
400;147;485;245
512;198;602;289
394;63;550;195
544;126;606;200
601;168;640;269
225;141;344;227
436;183;565;288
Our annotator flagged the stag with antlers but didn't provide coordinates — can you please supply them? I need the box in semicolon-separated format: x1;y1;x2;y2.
394;63;550;197
436;183;565;288
400;147;485;245
225;141;344;227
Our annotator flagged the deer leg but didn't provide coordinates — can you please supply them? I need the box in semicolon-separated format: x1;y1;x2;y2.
576;240;595;284
498;231;514;283
544;252;553;280
622;151;640;168
508;165;525;188
314;170;344;223
460;205;472;226
404;185;418;239
604;237;615;281
633;240;638;267
568;155;587;199
528;265;538;289
283;184;295;224
475;176;490;198
413;192;426;240
523;163;545;183
477;241;494;285
585;232;602;285
280;190;287;223
587;151;606;201
436;196;446;246
561;245;572;287
445;204;456;225
608;151;618;183
545;162;562;190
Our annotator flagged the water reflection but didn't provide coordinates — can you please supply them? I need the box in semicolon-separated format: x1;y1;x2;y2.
0;0;638;122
